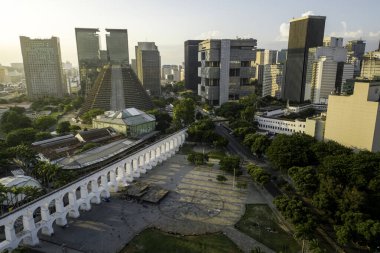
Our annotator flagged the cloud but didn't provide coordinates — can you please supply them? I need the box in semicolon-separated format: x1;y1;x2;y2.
301;11;315;17
276;22;290;41
195;30;222;40
369;31;380;38
330;21;363;38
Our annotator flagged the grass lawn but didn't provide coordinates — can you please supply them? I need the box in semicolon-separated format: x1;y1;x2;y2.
120;228;241;253
236;204;300;253
207;149;226;160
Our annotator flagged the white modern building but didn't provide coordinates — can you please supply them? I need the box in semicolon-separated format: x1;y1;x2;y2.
304;41;354;103
198;39;257;106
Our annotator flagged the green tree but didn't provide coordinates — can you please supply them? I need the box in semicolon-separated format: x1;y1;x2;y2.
246;163;270;186
0;110;32;133
266;133;315;171
33;115;56;131
251;135;271;157
34;161;60;188
288;166;318;197
7;144;37;174
35;131;53;141
56;121;71;134
187;152;208;165
219;156;240;174
147;109;172;133
215;102;244;119
6;128;37;146
81;109;104;124
173;98;195;127
69;125;81;134
216;175;227;183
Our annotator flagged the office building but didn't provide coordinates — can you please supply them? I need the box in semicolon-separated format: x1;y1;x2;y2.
75;28;101;97
283;15;326;102
264;50;277;65
20;36;67;99
346;40;366;77
276;49;287;64
184;40;202;90
262;64;284;98
135;42;161;96
361;51;380;80
106;29;129;65
323;37;343;47
162;65;179;81
198;39;257;106
305;44;353;103
325;80;380;152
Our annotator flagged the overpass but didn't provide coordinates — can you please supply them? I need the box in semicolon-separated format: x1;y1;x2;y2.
0;129;187;252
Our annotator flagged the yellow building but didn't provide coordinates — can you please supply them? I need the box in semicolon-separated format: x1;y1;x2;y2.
325;80;380;152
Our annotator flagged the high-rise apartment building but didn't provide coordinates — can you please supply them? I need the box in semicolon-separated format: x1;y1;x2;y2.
75;28;101;97
361;51;380;80
264;50;277;65
105;29;129;65
20;36;67;99
135;42;161;96
325;80;380;152
283;15;326;102
262;64;284;98
184;40;202;91
304;43;353;103
198;39;257;106
323;37;343;47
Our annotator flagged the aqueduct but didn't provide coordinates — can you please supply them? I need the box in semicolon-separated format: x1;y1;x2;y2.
0;129;187;251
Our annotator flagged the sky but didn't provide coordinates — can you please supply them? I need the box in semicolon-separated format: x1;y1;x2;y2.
1;0;380;67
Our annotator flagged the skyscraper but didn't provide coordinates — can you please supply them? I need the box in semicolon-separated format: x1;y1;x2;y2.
20;36;67;99
106;29;129;65
184;40;202;91
135;42;161;96
282;15;326;102
346;40;366;77
75;28;101;97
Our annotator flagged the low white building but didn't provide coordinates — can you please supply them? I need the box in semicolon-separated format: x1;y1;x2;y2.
0;176;42;206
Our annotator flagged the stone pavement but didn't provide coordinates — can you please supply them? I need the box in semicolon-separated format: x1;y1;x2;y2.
31;154;272;253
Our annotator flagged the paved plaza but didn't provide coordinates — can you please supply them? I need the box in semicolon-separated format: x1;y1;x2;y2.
32;153;273;253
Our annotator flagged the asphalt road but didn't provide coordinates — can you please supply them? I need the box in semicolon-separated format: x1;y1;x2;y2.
215;124;282;197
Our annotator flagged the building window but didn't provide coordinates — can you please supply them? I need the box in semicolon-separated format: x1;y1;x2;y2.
229;68;240;77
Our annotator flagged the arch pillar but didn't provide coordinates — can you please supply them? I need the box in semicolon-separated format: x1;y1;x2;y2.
117;165;128;187
79;184;91;211
132;159;140;177
40;204;53;236
90;180;101;204
125;161;133;182
139;155;146;174
68;190;80;218
54;197;67;226
22;211;39;246
109;170;118;192
4;222;16;242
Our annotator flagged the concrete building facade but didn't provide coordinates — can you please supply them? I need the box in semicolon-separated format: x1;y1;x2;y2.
325;80;380;152
283;15;326;102
262;64;284;98
20;36;67;99
345;40;366;77
198;39;257;106
184;40;202;91
135;42;161;96
304;44;353;103
361;51;380;80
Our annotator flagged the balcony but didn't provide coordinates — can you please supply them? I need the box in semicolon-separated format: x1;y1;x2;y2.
198;67;220;78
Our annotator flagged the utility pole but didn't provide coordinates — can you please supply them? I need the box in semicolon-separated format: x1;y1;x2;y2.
232;167;236;189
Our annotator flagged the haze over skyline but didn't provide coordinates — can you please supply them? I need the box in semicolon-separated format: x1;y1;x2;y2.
1;0;380;67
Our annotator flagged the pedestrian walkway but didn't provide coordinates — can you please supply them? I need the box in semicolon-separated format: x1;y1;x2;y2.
222;226;275;253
